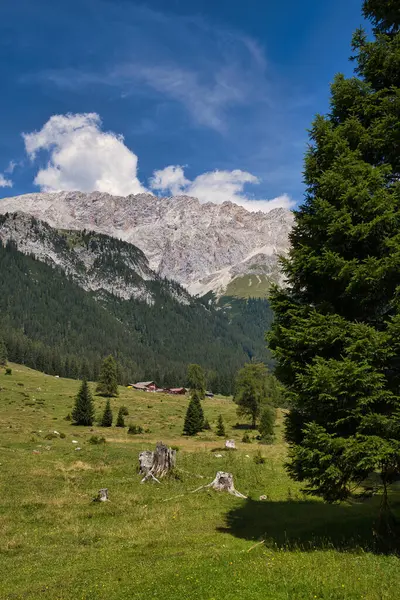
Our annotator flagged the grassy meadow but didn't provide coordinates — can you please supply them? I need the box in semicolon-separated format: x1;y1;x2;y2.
0;363;399;600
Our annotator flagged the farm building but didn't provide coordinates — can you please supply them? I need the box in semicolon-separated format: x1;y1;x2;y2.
166;387;186;395
131;381;157;392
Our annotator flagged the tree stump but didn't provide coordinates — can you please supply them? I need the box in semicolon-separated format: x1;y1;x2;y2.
93;488;109;502
139;450;154;474
140;442;176;483
194;471;246;498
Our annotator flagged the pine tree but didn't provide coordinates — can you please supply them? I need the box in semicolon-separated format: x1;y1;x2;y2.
234;363;269;428
0;336;7;366
269;1;400;506
96;355;119;397
216;414;225;437
183;390;204;435
101;399;113;427
72;380;95;426
187;363;206;399
116;406;125;427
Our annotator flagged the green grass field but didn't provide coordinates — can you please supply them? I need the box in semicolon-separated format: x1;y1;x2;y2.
0;363;399;600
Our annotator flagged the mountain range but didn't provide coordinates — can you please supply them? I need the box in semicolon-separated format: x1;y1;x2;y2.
0;191;294;298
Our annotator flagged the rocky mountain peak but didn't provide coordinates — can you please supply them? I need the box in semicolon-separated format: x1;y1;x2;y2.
0;191;294;297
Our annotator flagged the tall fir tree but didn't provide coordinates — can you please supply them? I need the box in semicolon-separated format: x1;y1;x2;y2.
96;355;119;397
269;0;400;507
183;389;204;435
72;380;95;426
101;399;113;427
0;336;7;366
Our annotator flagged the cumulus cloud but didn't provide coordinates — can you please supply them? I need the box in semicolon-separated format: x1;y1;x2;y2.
23;112;293;212
23;113;147;195
0;174;12;188
150;165;293;212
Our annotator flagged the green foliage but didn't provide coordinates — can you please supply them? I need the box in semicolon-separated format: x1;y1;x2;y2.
96;356;119;397
120;406;129;416
253;449;266;464
187;364;206;398
5;368;12;376
268;1;400;504
203;418;211;431
234;363;270;428
216;414;226;437
116;407;125;427
0;336;7;366
88;435;106;445
183;390;204;436
242;432;252;443
71;379;95;426
127;424;144;435
259;406;276;443
100;399;113;427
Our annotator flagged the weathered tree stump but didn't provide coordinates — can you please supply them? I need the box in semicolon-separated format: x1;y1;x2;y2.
140;442;177;483
93;488;109;502
193;471;246;498
139;450;154;474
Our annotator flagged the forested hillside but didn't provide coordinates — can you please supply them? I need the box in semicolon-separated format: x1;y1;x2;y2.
0;238;272;392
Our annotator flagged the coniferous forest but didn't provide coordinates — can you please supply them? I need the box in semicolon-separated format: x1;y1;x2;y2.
0;238;273;392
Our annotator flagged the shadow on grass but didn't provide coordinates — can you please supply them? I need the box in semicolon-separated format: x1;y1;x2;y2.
218;496;400;554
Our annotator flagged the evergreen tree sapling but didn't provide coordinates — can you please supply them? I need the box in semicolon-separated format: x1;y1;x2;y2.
187;363;206;399
216;414;226;437
259;406;276;444
101;399;113;427
72;379;95;426
268;1;400;505
116;406;125;427
183;389;204;435
96;355;119;397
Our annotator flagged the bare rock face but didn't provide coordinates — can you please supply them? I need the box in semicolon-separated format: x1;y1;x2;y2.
0;191;294;297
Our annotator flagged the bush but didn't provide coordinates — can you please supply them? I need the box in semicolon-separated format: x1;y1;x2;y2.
120;406;129;416
127;424;144;435
253;449;266;464
44;433;58;440
64;413;72;421
203;419;211;431
242;432;252;443
59;432;66;439
260;433;275;445
5;368;12;376
89;435;106;445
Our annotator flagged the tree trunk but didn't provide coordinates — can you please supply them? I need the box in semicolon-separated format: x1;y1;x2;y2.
140;442;176;483
193;471;247;498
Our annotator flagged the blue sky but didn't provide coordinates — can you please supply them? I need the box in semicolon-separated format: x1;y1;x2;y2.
0;0;366;210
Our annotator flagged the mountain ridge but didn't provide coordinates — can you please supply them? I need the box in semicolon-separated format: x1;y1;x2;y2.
0;191;294;297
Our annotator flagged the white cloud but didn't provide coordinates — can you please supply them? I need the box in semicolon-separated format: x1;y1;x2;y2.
0;174;12;188
150;165;294;212
23;113;147;195
150;165;189;196
22;113;293;212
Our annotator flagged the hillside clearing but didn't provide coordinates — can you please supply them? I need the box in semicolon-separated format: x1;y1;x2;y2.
0;364;399;600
